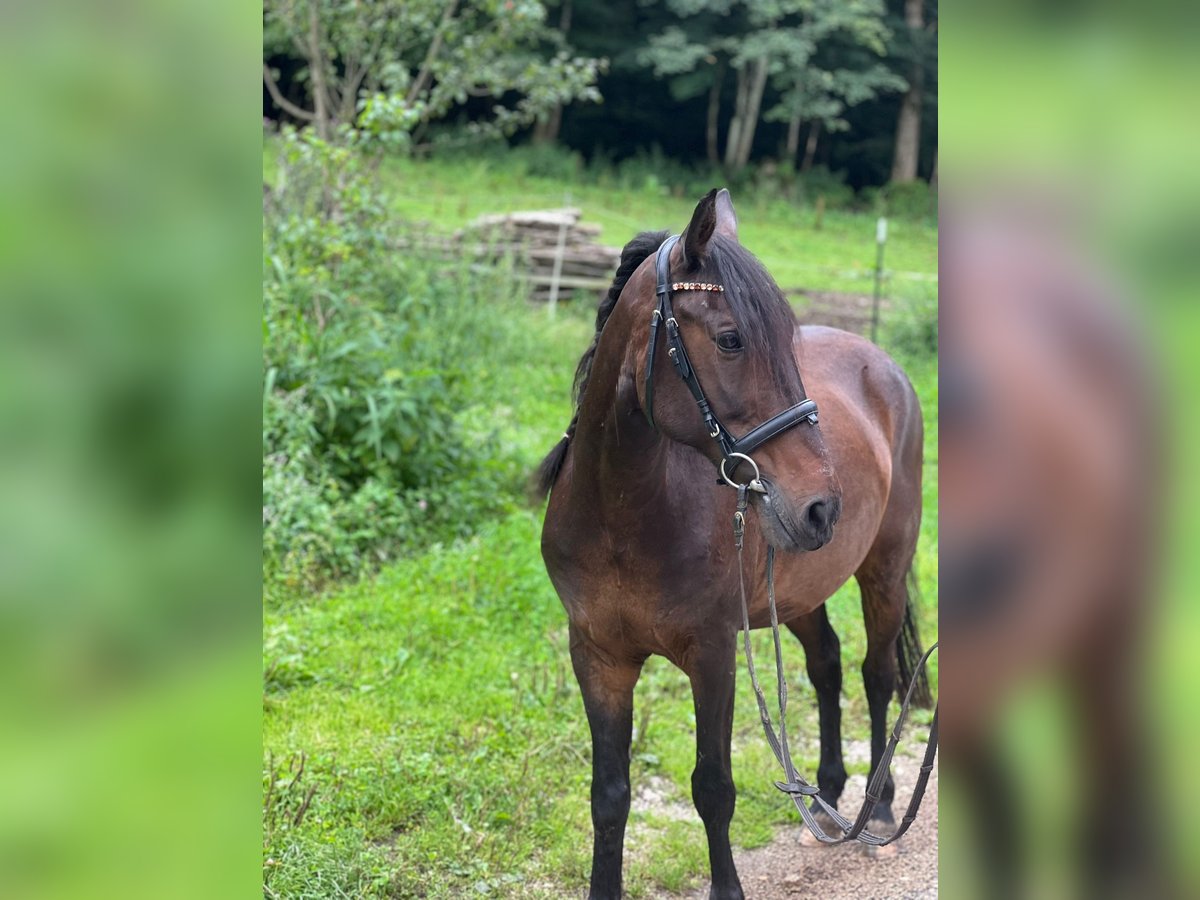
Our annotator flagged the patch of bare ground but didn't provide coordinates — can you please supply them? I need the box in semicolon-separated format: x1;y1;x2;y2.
790;290;887;336
655;742;938;900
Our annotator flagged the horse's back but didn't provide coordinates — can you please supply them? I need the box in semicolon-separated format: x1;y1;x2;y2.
796;325;923;470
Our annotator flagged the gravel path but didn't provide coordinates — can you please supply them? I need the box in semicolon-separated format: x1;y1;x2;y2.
651;748;938;900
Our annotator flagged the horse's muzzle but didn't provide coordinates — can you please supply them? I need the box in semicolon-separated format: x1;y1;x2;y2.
757;482;841;552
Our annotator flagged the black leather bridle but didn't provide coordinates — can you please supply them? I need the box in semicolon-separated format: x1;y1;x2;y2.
643;235;819;491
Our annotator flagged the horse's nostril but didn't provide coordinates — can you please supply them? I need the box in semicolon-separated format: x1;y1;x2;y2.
806;500;829;531
804;497;840;534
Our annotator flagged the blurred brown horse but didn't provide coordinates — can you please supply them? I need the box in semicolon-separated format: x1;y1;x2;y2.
536;190;930;899
940;199;1167;900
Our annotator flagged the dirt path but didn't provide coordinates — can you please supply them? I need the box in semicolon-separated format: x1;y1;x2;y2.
650;747;938;900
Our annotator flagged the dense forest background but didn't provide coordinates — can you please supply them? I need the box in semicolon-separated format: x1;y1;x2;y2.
264;0;936;192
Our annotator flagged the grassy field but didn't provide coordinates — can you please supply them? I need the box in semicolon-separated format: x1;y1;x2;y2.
379;160;935;294
263;145;937;298
263;155;938;899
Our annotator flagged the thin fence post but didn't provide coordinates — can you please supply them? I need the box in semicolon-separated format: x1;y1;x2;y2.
547;192;571;318
871;216;888;344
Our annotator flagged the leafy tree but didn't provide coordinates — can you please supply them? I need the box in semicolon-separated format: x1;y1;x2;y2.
531;0;576;143
262;0;604;146
638;0;901;174
764;0;907;171
636;0;775;172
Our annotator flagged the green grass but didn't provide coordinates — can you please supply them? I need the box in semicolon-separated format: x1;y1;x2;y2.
264;153;937;898
263;352;937;898
374;154;935;294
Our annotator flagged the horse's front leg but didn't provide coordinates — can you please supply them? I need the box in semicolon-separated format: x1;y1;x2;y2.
686;631;744;900
786;608;848;821
569;624;643;900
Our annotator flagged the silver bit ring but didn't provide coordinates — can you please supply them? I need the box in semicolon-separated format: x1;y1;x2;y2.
720;453;766;493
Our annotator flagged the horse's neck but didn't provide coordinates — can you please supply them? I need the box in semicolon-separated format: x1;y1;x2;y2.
570;347;671;518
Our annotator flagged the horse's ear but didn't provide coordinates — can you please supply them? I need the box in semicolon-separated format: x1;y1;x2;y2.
681;189;718;271
714;188;738;239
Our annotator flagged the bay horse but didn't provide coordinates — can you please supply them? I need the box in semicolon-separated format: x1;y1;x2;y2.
536;189;931;899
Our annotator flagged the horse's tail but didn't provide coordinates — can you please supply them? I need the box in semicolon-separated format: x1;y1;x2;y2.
896;567;934;708
532;415;577;500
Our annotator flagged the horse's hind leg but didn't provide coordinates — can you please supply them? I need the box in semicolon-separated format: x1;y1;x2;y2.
568;624;644;900
854;523;921;848
785;607;848;837
953;734;1021;900
1068;608;1167;899
684;631;744;900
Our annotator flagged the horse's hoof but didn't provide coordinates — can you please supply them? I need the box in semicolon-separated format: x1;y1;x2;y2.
798;809;840;847
860;820;900;859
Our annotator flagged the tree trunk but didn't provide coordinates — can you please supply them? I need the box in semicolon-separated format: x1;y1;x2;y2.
533;0;573;143
533;105;563;144
724;56;769;173
723;67;746;170
307;3;330;140
408;0;461;108
706;59;725;166
786;112;802;162
890;0;924;183
263;63;316;124
801;120;821;172
735;56;769;170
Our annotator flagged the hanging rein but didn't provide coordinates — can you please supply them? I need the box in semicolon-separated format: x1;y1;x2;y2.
644;236;939;846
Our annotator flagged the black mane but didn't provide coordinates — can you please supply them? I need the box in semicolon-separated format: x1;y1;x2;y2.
705;234;803;398
533;229;669;498
573;230;672;409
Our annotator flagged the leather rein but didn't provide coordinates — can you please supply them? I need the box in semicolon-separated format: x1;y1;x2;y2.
644;235;939;846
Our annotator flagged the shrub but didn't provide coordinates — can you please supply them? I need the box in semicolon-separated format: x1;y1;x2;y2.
869;180;937;222
611;145;715;198
882;284;939;359
507;142;585;181
791;165;857;210
264;130;532;596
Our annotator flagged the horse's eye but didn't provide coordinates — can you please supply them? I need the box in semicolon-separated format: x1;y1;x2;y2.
716;331;743;352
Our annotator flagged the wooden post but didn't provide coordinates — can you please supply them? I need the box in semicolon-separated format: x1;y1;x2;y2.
547;194;571;318
871;217;887;344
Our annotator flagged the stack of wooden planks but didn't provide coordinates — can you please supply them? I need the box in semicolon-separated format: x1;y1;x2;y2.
454;208;620;303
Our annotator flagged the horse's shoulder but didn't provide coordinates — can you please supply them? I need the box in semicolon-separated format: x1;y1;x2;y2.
797;326;914;394
796;325;922;460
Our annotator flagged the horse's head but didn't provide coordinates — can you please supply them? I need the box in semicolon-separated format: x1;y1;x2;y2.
635;189;841;551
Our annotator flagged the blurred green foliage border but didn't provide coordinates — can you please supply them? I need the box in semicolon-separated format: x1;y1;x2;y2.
1;2;1199;899
0;3;262;898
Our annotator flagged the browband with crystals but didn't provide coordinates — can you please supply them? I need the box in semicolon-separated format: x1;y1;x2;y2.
672;282;724;292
